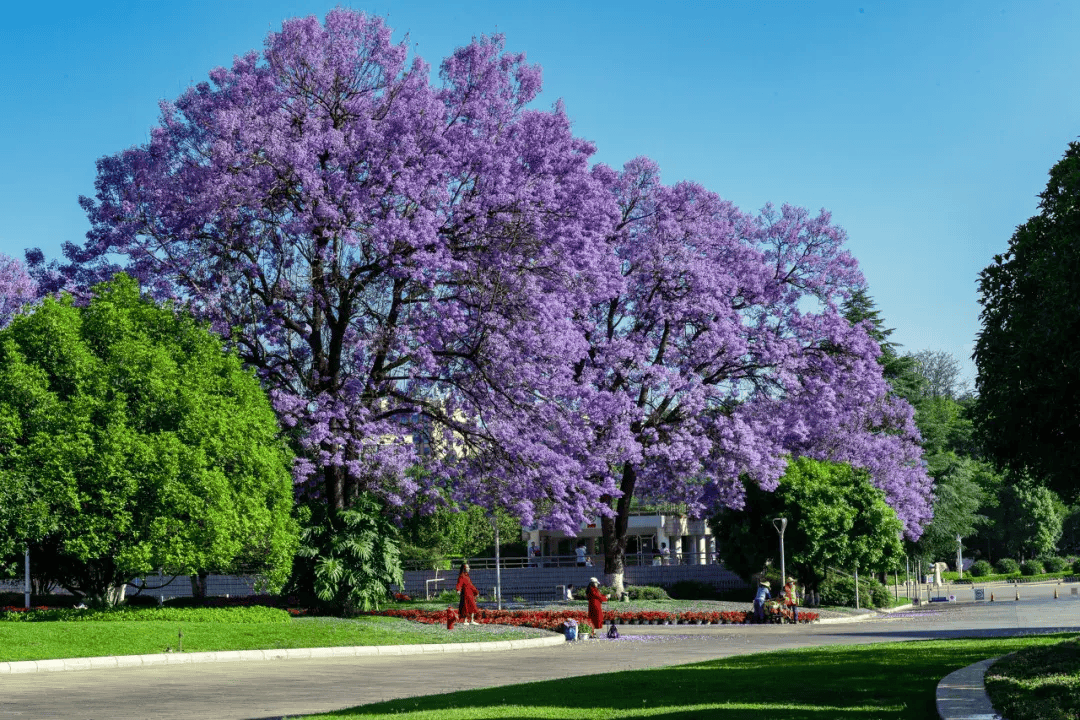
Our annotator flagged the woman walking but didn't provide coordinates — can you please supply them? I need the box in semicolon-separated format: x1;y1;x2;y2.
455;562;479;625
586;577;607;632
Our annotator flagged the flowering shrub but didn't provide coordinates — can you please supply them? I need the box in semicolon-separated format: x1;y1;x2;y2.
365;607;818;628
393;593;412;602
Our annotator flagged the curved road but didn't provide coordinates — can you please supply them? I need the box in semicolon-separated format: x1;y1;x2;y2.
2;590;1078;720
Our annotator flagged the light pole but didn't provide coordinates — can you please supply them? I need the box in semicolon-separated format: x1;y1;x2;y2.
24;546;30;609
772;518;788;586
491;516;502;610
956;534;963;580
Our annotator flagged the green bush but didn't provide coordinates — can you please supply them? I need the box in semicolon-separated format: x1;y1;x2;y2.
399;544;451;571
969;560;993;577
666;580;717;600
1073;558;1080;575
995;558;1020;574
819;573;886;609
625;585;669;601
1041;556;1069;573
870;581;892;608
1020;559;1045;576
435;589;459;605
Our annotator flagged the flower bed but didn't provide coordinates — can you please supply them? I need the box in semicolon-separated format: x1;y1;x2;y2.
366;607;819;629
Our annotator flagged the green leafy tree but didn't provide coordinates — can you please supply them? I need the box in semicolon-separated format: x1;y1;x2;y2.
974;141;1080;503
400;501;522;569
908;453;988;565
286;494;404;612
711;458;904;602
842;289;923;402
0;274;297;603
994;479;1064;560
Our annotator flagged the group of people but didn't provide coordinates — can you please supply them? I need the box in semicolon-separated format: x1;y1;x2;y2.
456;560;798;631
753;577;800;622
453;562;609;632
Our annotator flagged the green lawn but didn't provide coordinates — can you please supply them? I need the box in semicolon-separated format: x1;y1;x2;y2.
941;569;1074;584
985;636;1080;720
285;634;1078;720
0;615;550;662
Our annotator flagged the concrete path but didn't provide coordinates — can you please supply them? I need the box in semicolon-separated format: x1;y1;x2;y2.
1;591;1077;720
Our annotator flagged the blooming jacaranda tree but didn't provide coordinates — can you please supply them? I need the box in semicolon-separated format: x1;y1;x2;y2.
48;10;618;519
35;10;931;586
575;160;930;591
0;254;36;328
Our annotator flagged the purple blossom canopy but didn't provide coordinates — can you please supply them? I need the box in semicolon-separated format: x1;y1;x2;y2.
43;9;932;540
0;254;37;327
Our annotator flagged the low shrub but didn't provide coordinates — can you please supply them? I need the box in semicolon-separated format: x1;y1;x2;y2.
1073;558;1080;575
625;585;669;601
819;573;887;609
435;589;459;605
1019;560;1044;576
995;558;1020;575
666;580;717;600
969;560;994;577
1041;556;1069;573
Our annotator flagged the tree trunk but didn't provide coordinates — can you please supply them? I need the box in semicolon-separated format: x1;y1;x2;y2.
105;583;127;606
189;572;209;599
601;464;638;598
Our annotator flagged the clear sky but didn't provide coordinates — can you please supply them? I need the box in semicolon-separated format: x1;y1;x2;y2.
2;1;1077;387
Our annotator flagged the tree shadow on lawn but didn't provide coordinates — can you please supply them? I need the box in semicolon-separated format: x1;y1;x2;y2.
835;626;1080;641
307;634;1077;720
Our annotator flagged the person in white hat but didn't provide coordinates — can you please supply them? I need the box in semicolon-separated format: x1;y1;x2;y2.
753;579;771;622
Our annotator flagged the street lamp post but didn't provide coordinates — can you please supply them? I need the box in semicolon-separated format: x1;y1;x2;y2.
772;518;788;587
956;534;963;581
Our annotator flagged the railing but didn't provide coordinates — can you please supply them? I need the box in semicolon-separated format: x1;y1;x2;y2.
406;550;720;572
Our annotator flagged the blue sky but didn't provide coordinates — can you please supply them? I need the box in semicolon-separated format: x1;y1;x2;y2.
2;1;1078;387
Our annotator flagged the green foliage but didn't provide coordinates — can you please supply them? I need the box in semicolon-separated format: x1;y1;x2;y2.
435;589;459;605
969;559;993;577
286;495;404;613
398;544;451;571
399;487;522;563
1019;559;1045;576
995;558;1021;574
911;452;988;565
0;274;297;601
1042;556;1069;573
999;480;1064;559
625;585;669;601
974;141;1080;504
1059;506;1080;555
0;605;289;623
842;289;922;401
712;458;904;593
664;580;716;600
1073;558;1080;575
818;572;888;609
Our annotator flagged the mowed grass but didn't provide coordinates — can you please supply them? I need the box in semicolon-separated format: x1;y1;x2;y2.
286;634;1078;720
0;615;551;662
986;635;1080;720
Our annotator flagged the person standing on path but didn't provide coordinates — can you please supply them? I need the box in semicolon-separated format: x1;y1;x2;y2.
783;577;799;623
586;577;608;632
455;562;479;625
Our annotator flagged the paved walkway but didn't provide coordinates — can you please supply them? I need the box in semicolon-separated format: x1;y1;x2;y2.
1;590;1077;720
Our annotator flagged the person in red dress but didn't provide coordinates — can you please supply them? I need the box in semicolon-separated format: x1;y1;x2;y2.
455;562;479;625
586;577;607;631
